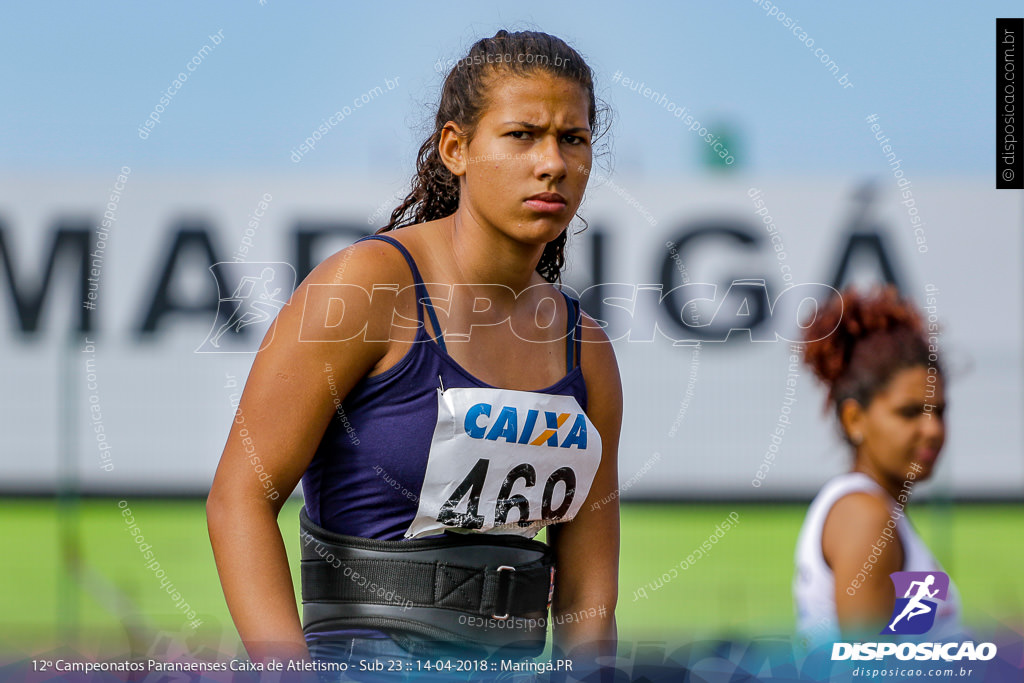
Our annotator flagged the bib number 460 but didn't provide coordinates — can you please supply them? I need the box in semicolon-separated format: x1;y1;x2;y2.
436;458;577;530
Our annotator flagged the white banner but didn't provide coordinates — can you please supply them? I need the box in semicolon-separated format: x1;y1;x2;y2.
0;172;1019;498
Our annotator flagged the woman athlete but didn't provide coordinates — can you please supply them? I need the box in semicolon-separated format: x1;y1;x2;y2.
793;286;962;643
206;30;620;677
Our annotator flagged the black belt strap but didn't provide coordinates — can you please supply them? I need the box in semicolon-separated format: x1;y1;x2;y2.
298;506;556;650
301;557;551;617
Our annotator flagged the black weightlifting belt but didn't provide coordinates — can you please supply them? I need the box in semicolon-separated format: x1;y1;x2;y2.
299;507;554;657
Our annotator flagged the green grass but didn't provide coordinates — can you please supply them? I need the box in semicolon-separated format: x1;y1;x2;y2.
1;499;1021;656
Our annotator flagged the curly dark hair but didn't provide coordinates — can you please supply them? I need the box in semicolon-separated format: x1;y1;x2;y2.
802;285;940;429
379;29;609;283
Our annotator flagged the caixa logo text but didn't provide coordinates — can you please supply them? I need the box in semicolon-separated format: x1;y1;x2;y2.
831;641;996;662
465;404;589;449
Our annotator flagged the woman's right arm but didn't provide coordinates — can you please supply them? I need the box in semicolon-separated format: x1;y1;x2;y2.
205;242;401;663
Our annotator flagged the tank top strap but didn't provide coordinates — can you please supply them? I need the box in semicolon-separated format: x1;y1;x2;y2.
559;290;582;373
356;235;446;350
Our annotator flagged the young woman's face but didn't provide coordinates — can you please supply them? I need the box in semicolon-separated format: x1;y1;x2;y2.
457;70;592;246
852;365;947;487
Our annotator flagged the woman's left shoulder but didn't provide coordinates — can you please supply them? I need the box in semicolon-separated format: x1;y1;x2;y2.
577;309;621;406
577;309;611;345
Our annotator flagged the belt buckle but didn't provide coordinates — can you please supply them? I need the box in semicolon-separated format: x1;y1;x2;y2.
492;565;515;620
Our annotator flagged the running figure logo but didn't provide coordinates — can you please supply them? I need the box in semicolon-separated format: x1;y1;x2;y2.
196;262;294;353
881;571;950;635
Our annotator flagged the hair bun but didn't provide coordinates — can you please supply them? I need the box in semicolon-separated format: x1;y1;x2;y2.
802;285;929;408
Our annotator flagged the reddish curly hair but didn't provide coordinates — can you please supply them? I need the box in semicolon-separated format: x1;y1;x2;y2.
801;285;939;422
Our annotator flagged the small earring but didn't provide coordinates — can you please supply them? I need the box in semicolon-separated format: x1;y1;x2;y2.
851;433;863;446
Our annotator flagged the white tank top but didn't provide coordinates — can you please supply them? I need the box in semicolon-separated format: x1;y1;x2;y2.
793;472;963;644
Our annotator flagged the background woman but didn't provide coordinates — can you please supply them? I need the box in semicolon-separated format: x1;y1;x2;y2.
794;286;962;643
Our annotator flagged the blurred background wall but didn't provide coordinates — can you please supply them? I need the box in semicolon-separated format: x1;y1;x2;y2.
1;0;1021;667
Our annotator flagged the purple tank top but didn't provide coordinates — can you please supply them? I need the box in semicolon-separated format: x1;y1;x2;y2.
301;234;589;540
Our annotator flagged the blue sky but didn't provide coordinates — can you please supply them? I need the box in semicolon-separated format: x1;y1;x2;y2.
0;1;1013;178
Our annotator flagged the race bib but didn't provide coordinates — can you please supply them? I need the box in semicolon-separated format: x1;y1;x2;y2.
405;386;603;539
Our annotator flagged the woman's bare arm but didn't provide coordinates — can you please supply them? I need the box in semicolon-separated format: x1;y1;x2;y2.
549;313;622;672
206;241;404;662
